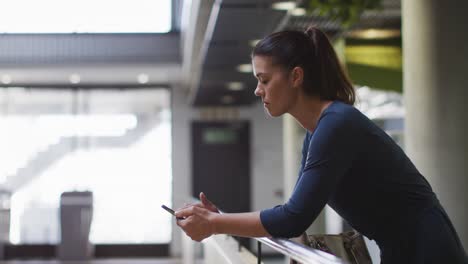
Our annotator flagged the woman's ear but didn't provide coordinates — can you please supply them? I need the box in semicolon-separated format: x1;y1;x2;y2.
291;67;304;88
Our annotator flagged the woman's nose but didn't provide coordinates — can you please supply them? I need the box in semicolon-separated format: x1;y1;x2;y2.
254;85;262;97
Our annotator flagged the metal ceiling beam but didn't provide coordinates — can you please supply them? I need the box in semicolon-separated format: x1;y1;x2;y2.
180;0;219;99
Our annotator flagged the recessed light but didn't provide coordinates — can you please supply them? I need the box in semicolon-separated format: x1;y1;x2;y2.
69;74;81;84
226;82;245;91
272;1;296;11
291;8;306;16
1;75;12;84
347;29;401;39
236;64;253;73
221;95;234;104
137;73;149;84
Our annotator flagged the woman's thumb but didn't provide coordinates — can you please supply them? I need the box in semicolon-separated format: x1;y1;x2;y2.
200;192;212;206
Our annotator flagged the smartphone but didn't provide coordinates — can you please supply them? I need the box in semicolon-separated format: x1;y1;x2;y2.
161;205;185;220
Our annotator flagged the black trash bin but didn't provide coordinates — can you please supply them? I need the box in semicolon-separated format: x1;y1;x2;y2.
58;191;94;260
0;189;11;260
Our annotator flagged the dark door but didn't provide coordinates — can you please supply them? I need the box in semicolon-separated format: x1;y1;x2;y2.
192;121;251;215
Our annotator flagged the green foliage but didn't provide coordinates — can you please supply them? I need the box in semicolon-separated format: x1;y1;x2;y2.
306;0;383;28
347;63;402;92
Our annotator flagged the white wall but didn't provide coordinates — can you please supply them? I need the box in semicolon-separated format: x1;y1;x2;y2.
170;87;284;256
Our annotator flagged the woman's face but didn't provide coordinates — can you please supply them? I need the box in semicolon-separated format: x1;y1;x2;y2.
253;55;298;117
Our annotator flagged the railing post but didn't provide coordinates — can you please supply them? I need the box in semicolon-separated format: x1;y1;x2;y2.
257;241;262;264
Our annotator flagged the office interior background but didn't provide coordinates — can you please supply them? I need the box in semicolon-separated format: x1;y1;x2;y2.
0;0;466;263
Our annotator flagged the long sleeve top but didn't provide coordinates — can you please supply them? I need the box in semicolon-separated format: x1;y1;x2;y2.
260;100;437;241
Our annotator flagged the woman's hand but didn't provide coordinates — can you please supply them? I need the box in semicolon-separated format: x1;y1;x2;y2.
175;206;216;242
176;192;219;213
199;192;219;213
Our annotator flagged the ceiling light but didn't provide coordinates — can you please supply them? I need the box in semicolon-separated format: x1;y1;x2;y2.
226;82;245;91
291;8;306;16
1;75;12;84
236;64;253;73
69;74;81;84
347;29;401;39
272;1;296;11
137;73;149;84
221;95;234;104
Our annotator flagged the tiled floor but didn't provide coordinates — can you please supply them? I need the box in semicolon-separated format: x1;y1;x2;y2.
3;259;183;264
2;257;290;264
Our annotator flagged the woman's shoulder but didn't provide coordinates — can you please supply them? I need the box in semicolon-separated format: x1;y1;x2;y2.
320;101;388;140
320;100;364;123
325;100;358;114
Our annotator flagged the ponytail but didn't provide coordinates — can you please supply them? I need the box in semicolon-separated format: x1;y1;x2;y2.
252;27;355;105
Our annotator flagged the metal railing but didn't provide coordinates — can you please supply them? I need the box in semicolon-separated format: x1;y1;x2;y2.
188;197;346;264
254;236;345;264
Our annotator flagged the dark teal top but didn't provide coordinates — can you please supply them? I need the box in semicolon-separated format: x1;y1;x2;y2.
260;100;437;241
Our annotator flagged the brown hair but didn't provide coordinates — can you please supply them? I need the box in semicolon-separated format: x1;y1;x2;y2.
252;27;355;105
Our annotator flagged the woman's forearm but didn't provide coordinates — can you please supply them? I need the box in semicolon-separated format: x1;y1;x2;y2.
211;211;271;237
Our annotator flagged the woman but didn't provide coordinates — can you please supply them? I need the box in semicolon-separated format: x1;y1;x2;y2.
175;27;467;263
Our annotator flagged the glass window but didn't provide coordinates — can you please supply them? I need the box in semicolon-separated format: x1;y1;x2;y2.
0;88;172;244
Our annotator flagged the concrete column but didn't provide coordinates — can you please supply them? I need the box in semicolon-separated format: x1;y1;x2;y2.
402;0;468;248
282;114;304;200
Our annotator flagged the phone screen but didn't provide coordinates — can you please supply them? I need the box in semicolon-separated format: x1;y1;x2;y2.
161;205;185;220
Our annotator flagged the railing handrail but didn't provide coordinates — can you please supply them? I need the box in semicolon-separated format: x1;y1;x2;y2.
189;197;346;264
254;236;346;264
